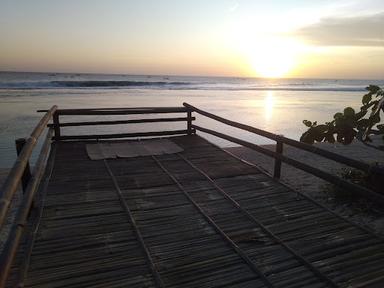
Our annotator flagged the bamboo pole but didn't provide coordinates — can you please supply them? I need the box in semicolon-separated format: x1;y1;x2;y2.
48;117;195;127
151;155;274;288
0;128;53;287
183;102;373;174
0;106;57;228
103;160;164;288
15;138;31;192
273;140;283;178
52;111;60;140
39;107;187;115
16;143;57;288
37;106;187;113
192;124;384;205
54;129;188;141
177;153;339;288
187;110;193;135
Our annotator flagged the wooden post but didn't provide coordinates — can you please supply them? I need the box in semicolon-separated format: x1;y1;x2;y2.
370;165;384;193
15;138;32;193
53;111;60;140
273;140;283;179
187;110;193;135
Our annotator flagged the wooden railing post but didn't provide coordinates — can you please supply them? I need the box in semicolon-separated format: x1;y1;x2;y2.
187;110;193;135
15;138;32;193
273;140;283;178
53;111;60;140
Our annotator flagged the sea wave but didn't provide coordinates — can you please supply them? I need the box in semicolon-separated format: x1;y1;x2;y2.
0;80;191;89
170;86;366;92
0;80;368;92
51;80;191;87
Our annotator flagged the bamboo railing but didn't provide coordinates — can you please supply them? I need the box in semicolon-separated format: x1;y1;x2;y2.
183;102;384;204
0;129;54;286
0;106;57;228
1;103;382;286
0;106;57;286
37;106;195;140
0;105;194;286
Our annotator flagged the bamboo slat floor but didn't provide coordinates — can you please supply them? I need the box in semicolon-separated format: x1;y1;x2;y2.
7;135;384;288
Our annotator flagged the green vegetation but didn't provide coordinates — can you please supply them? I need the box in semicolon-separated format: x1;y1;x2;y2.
300;85;384;146
301;85;384;196
325;165;383;210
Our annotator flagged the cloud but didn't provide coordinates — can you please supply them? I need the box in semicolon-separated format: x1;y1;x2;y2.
296;12;384;47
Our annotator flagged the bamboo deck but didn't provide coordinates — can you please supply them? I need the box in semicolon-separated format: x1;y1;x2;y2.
7;135;384;288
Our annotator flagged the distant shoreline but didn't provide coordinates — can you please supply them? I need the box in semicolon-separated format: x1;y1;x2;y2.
1;71;384;82
0;71;383;90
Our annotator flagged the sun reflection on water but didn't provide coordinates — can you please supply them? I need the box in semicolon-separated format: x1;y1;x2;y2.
265;91;274;121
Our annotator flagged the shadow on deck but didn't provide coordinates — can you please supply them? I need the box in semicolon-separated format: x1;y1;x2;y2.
7;135;384;288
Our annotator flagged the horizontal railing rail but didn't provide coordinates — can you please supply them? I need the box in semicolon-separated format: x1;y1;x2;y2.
183;102;384;204
38;107;188;115
47;117;195;127
38;106;194;141
37;106;188;112
57;130;189;141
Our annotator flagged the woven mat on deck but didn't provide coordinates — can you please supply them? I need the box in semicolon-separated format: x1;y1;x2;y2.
86;139;183;160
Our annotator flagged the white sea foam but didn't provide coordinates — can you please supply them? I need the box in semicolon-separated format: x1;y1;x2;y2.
0;71;382;91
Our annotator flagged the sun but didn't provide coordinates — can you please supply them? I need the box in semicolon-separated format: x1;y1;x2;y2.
232;32;302;78
250;46;295;78
228;17;306;78
248;38;299;78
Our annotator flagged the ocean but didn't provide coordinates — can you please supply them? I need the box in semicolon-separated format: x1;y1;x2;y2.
1;71;383;168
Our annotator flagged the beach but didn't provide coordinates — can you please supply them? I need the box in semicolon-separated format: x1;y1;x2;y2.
1;72;384;168
1;72;384;241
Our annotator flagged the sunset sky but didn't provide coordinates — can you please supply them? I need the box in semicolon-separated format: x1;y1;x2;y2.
0;0;383;79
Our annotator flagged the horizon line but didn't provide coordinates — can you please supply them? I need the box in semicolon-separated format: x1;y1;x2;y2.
1;70;384;82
